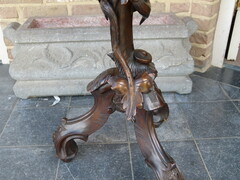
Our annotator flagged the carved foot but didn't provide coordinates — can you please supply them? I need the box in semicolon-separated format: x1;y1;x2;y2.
153;85;169;128
134;109;184;180
53;90;115;162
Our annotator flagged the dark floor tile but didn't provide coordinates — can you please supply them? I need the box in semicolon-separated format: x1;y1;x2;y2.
127;104;193;142
70;95;94;107
224;63;240;71
0;147;58;180
221;84;240;100
0;109;12;134
67;107;128;143
0;106;67;146
232;101;240;111
194;66;225;81
194;66;240;87
131;141;209;180
16;96;71;108
0;64;14;82
0;80;15;95
0;95;17;110
219;69;240;87
162;92;176;104
197;138;240;180
179;102;240;138
0;81;17;110
175;75;228;102
56;144;132;180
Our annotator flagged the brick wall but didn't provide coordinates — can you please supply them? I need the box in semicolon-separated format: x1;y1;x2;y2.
0;0;221;72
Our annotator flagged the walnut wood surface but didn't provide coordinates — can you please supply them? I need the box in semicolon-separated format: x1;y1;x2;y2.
53;0;184;179
135;109;184;180
53;89;115;162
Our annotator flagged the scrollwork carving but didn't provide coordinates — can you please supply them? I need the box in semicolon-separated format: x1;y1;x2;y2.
53;0;185;179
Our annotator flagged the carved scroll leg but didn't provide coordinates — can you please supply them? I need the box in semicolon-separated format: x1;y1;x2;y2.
153;85;170;128
53;89;115;162
134;108;184;180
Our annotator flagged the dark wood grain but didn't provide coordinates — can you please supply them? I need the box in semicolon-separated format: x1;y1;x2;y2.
135;108;184;180
53;89;115;162
53;0;184;179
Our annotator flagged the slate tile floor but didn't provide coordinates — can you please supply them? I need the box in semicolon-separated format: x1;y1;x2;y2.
0;64;240;180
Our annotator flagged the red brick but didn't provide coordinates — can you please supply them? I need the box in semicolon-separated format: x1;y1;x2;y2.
4;37;13;47
72;4;102;15
0;7;18;19
193;0;217;2
192;16;218;31
191;3;220;17
0;22;10;29
7;49;13;59
190;31;214;44
194;55;212;70
22;5;68;18
170;3;190;13
152;2;166;13
190;45;213;58
0;0;42;4
47;0;95;2
46;0;69;2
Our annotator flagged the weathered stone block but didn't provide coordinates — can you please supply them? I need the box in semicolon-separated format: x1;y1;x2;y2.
4;14;197;98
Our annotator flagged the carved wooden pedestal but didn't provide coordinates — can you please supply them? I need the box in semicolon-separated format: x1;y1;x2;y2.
53;0;184;179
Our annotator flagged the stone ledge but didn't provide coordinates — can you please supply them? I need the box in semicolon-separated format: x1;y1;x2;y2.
6;14;190;43
14;76;192;99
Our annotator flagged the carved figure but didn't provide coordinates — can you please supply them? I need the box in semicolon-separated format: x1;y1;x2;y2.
53;0;184;179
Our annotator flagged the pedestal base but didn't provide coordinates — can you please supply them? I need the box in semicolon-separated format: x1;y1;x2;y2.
53;69;184;180
13;76;192;99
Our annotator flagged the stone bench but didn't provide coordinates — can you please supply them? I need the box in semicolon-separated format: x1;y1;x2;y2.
4;14;197;99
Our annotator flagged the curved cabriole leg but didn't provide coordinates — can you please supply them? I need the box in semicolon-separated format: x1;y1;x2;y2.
153;86;170;128
134;108;184;180
53;89;115;162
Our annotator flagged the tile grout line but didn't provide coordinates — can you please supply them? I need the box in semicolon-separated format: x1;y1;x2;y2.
219;81;240;89
232;102;240;113
65;96;73;117
218;81;235;100
192;73;219;82
193;73;240;89
193;139;213;180
169;99;235;104
195;136;240;140
0;145;54;148
0;97;19;139
65;163;76;180
54;159;60;180
68;96;72;111
125;118;135;180
177;103;213;180
0;141;130;148
220;85;240;113
1;135;240;149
